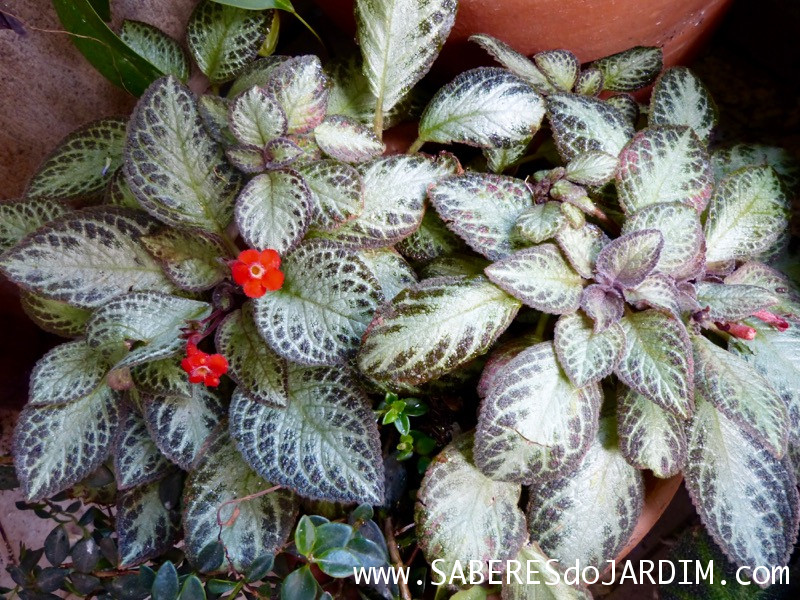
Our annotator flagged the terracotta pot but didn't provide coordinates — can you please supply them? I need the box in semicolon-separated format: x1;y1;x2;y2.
312;0;732;76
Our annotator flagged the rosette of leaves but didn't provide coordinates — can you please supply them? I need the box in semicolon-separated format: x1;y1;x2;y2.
2;0;800;597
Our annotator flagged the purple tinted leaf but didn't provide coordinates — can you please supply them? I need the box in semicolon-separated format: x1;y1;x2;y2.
580;284;624;331
595;229;663;289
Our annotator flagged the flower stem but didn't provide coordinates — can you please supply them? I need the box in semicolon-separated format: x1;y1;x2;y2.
407;137;425;154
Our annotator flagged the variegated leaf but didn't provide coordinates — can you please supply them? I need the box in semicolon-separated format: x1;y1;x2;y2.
187;0;271;83
13;384;120;500
692;334;787;458
355;0;457;114
125;76;241;233
695;282;777;321
26;118;126;200
357;248;417;301
605;94;639;125
324;154;458;248
555;223;609;279
726;262;800;319
265;55;329;134
622;202;705;280
485;244;584;314
184;431;297;572
615;310;693;417
527;419;644;568
649;67;717;144
0;198;68;253
235;169;311;254
226;145;266;173
534;50;579;92
469;34;555;95
704;166;789;265
396;209;465;262
419;68;545;148
228;56;289;98
119;20;189;81
29;340;107;406
230;365;384;503
475;341;602;483
501;543;592;600
429;172;532;260
685;397;799;575
416;433;526;577
574;67;604;97
419;254;489;279
314;115;384;163
595;230;663;289
106;168;141;209
554;312;625;387
114;406;172;490
20;292;92;338
254;240;381;365
87;292;210;369
623;273;682;318
117;479;179;568
591;46;662;92
297;160;364;232
712;144;799;191
198;95;234;144
512;202;568;245
546;93;634;160
484;140;530;173
476;334;540;399
141;229;230;292
579;284;624;331
616;126;713;213
617;385;687;478
228;86;287;147
564;151;618;186
0;209;173;308
358;276;521;385
215;305;288;407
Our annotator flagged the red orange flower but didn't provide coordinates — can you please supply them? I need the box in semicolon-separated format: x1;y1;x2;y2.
181;343;228;387
231;249;284;298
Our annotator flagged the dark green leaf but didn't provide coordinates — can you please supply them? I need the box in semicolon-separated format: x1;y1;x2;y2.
178;575;206;600
71;538;101;573
294;516;316;556
152;561;179;600
44;526;70;567
195;541;225;573
312;522;354;555
36;567;69;593
70;573;101;595
280;566;318;600
245;553;275;582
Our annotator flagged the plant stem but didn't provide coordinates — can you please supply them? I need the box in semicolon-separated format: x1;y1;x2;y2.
226;580;246;599
534;313;550;340
373;106;385;141
384;517;412;600
407;137;425;154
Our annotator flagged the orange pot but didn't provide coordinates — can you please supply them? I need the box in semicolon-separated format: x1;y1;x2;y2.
312;0;732;74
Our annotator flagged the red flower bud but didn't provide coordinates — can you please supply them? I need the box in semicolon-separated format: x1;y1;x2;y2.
752;310;789;332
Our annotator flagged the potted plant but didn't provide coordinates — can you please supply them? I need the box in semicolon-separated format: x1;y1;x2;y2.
2;0;799;598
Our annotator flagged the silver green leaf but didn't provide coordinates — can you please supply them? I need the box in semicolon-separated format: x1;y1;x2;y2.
712;144;799;192
484;140;530;174
119;20;190;81
141;229;230;292
416;433;526;578
0;208;173;308
87;292;210;370
215;305;288;407
616;126;713;213
358;276;521;385
324;154;458;248
649;67;717;144
546;93;634;160
485;244;584;314
695;282;777;321
106;168;141;209
533;50;579;92
623;273;683;319
187;0;271;83
692;334;787;458
114;406;172;490
621;202;705;280
396;208;465;262
595;229;663;289
615;310;693;417
228;56;289;98
527;419;644;568
314;115;384;163
704;166;789;265
125;76;241;233
726;262;800;319
419;68;546;148
117;479;179;568
685;396;799;576
355;0;457;114
419;255;488;279
605;93;640;125
501;543;592;600
469;34;555;95
198;95;234;143
183;431;297;572
26;118;127;200
476;341;601;484
254;240;382;365
564;151;618;186
20;292;93;338
574;67;604;97
13;384;120;500
579;284;624;331
591;46;662;92
555;223;609;279
29;340;108;406
617;385;687;478
554;312;625;387
429;172;533;260
228;86;287;147
297;160;364;232
357;248;417;302
477;334;540;399
230;365;384;504
0;198;68;253
265;55;330;134
512;202;568;245
235;169;311;253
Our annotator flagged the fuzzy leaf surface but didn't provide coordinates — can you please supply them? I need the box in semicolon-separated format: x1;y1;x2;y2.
564;151;618;186
650;67;717;144
357;248;417;302
141;229;230;292
117;480;179;568
298;160;364;232
29;340;108;406
119;20;190;81
396;209;465;262
501;543;592;600
726;262;800;319
554;312;625;387
469;34;555;95
512;202;568;245
228;86;287;147
114;407;172;490
265;55;330;134
555;224;609;279
0;199;68;253
579;285;624;331
695;282;777;321
314;115;384;163
534;50;579;92
546;93;634;160
623;273;683;318
591;46;662;92
713;144;799;192
595;230;663;289
20;293;92;338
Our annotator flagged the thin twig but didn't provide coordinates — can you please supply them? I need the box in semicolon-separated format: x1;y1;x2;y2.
384;516;412;600
0;517;16;565
216;485;283;529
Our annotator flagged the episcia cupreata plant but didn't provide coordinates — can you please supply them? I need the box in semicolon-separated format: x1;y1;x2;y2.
2;0;800;597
